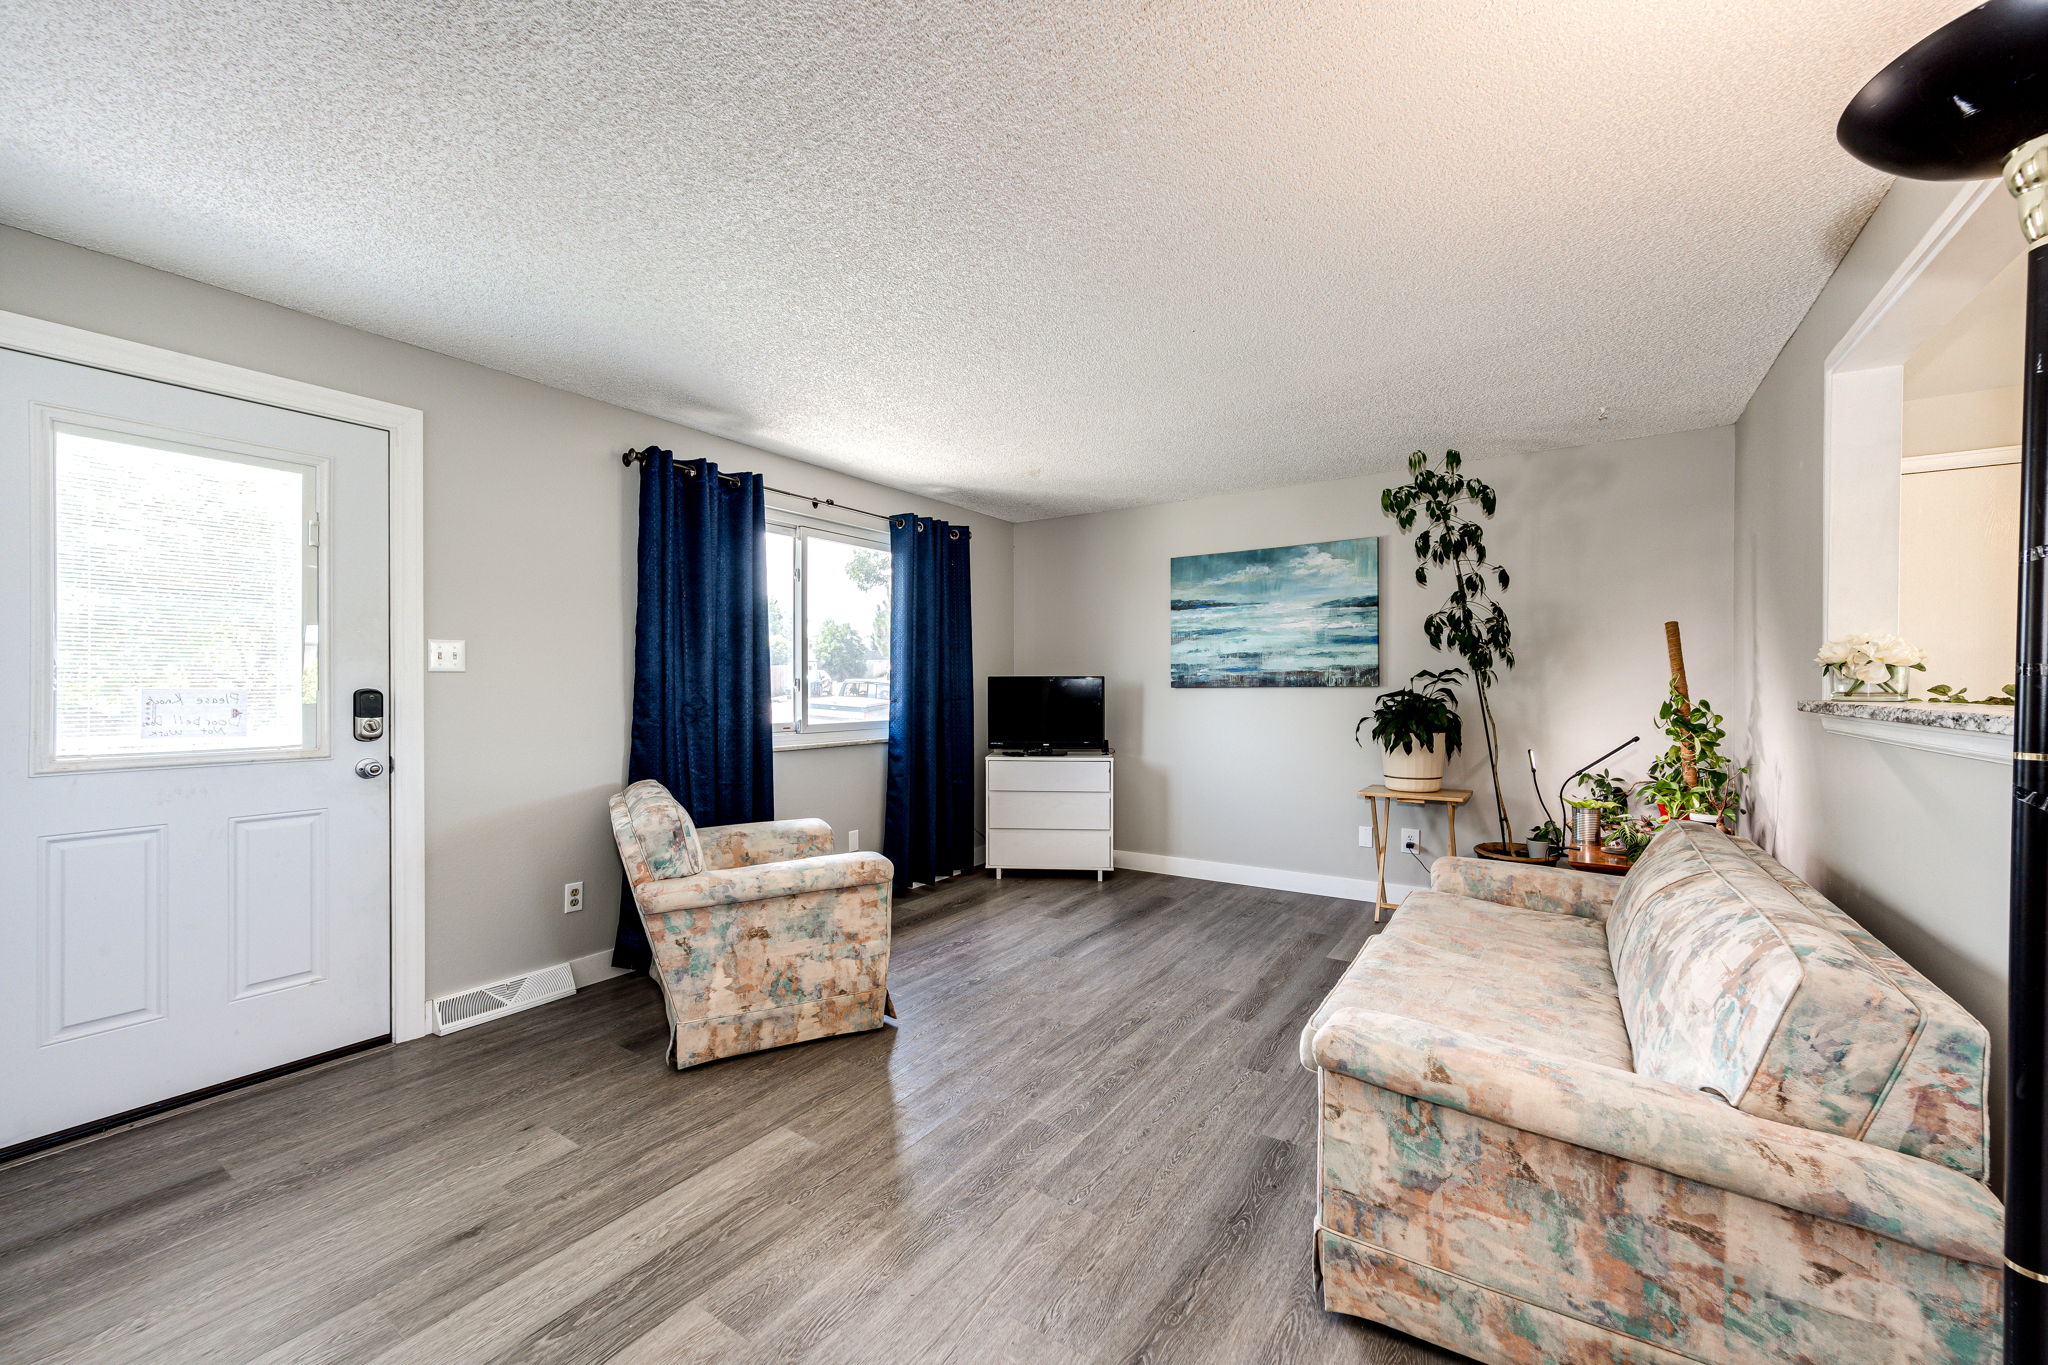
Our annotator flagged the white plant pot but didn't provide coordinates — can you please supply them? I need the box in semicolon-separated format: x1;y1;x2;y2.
1381;735;1447;793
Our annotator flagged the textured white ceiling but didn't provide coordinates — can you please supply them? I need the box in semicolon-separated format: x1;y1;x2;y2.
0;1;1965;521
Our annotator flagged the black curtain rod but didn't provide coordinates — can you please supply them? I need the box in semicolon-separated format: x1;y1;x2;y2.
619;446;893;522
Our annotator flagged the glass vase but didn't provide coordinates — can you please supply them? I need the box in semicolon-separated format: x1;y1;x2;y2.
1827;665;1908;699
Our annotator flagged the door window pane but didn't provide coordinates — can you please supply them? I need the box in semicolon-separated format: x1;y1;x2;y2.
803;535;891;728
765;529;796;728
47;424;319;764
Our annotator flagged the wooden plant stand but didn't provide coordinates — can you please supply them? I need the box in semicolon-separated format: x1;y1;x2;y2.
1567;844;1634;876
1357;785;1473;922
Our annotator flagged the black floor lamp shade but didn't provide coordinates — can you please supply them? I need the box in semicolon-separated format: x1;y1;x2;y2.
1837;0;2048;179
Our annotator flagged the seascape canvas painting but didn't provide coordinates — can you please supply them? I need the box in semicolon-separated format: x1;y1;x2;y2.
1170;538;1380;687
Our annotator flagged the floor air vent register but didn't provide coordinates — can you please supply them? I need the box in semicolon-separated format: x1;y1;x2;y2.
432;962;577;1035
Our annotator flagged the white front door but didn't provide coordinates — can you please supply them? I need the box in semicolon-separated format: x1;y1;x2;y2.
0;350;392;1153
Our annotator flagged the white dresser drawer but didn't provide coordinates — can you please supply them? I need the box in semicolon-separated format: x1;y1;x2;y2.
986;759;1111;793
987;827;1112;871
987;789;1110;830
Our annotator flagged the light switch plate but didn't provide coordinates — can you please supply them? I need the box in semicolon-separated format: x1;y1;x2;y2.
428;639;466;672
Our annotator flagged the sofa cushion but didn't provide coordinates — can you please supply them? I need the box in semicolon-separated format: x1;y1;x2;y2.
1731;836;1990;1180
617;779;706;881
1608;823;1923;1142
1300;891;1632;1073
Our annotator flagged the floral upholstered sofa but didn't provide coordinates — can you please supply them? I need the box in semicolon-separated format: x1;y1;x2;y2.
609;779;894;1069
1301;821;2004;1364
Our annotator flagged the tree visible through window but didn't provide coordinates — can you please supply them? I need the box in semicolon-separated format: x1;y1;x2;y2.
45;424;319;766
764;520;891;735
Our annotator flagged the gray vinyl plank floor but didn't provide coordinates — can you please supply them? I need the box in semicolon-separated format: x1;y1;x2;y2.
0;868;1463;1365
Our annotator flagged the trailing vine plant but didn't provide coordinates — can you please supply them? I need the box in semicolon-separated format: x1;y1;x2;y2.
1639;682;1744;829
1382;450;1515;843
1926;681;2017;705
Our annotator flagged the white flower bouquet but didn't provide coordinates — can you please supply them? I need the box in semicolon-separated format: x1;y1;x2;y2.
1815;632;1927;697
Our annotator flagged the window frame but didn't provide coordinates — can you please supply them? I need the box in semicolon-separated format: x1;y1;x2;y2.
31;407;331;775
765;507;891;750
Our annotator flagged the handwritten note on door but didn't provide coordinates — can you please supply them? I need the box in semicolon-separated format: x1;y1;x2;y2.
139;689;249;740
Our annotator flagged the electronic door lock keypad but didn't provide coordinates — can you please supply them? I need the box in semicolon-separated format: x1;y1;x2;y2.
352;688;385;742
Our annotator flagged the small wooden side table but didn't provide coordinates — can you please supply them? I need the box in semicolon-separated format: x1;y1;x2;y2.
1567;844;1634;876
1357;785;1472;923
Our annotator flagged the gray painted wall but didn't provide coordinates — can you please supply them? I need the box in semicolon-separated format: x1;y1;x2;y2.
1732;179;2010;1176
0;226;1014;999
1012;428;1736;886
9;182;2011;1183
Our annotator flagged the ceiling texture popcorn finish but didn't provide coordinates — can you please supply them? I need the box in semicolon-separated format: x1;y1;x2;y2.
0;1;1967;521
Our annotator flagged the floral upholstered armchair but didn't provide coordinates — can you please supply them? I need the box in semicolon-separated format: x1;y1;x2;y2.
608;779;895;1069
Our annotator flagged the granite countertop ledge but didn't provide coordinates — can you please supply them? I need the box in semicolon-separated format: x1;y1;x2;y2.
1796;698;2014;735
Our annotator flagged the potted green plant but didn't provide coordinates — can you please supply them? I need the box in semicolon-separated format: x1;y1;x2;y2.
1639;683;1743;831
1525;819;1563;860
1356;668;1464;793
1564;769;1632;851
1382;450;1518;851
1604;812;1653;860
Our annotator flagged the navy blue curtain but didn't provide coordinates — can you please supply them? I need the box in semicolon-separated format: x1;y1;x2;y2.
615;450;774;969
885;514;974;892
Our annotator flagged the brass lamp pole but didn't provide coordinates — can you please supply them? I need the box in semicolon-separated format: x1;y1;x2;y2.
1837;2;2048;1355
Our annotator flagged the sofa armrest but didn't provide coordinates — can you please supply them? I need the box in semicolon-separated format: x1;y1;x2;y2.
1429;856;1618;920
697;818;834;870
641;852;893;914
1310;1006;2003;1267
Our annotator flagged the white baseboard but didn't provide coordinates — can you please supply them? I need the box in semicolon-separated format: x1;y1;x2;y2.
1111;849;1426;905
569;948;634;988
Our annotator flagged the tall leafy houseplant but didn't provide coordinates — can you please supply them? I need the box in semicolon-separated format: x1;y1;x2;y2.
1382;450;1515;842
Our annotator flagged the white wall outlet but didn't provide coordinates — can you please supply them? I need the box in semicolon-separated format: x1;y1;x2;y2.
428;638;467;672
1358;825;1373;849
1400;827;1421;852
847;829;860;852
562;880;584;913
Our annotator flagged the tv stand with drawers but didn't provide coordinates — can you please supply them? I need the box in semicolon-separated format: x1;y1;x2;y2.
985;753;1114;880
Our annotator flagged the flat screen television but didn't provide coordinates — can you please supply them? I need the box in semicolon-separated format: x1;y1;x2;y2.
987;675;1106;753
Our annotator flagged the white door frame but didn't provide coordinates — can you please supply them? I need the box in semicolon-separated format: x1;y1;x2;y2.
1822;180;2026;654
0;309;432;1044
